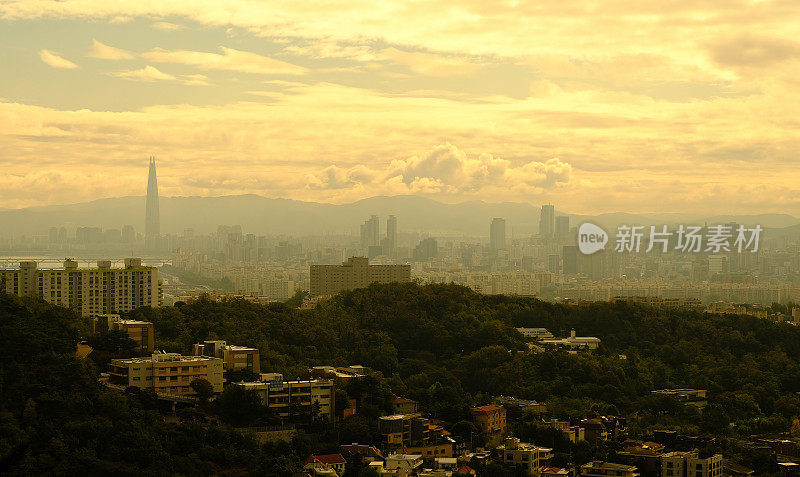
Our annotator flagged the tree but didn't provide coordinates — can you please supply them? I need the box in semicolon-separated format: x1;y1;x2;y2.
190;378;214;405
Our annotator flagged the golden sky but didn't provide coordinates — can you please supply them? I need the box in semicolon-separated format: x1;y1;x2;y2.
1;0;799;214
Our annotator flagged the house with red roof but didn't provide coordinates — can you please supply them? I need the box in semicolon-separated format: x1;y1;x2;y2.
302;454;347;476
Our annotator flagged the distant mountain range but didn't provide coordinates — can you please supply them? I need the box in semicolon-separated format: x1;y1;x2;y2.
1;194;798;236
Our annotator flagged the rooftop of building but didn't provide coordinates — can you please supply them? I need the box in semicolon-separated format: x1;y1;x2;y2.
302;453;347;466
235;378;333;389
472;404;505;414
111;352;220;365
582;461;637;470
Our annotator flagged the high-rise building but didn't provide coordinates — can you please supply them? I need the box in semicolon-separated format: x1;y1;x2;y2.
145;156;160;237
385;215;397;255
555;216;570;239
413;238;438;261
310;257;411;296
490;218;507;251
360;215;379;250
540;205;555;238
0;258;162;317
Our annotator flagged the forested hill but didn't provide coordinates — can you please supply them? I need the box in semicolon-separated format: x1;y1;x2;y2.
136;283;800;426
3;283;800;474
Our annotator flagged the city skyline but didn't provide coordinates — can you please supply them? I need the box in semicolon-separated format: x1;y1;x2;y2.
1;2;799;214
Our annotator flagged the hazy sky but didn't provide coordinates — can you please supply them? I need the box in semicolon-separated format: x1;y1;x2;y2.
1;1;799;214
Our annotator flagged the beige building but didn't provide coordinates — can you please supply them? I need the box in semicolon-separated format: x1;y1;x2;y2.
103;314;155;353
109;351;224;396
472;404;507;436
0;258;161;317
661;451;723;477
235;377;334;422
497;437;553;474
192;340;260;374
310;257;410;297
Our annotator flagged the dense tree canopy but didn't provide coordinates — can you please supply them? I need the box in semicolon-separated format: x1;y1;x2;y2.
2;282;800;474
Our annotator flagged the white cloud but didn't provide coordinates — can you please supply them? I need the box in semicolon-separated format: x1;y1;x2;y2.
152;21;185;31
88;39;134;60
39;49;78;69
142;46;307;75
111;65;209;85
307;143;572;194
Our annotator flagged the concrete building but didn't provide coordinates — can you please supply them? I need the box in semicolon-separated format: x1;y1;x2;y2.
0;258;162;317
540;329;601;350
497;437;553;474
580;461;639;477
490;218;507;251
378;413;430;448
192;340;260;374
516;328;555;340
103;314;155;353
540;205;555;239
361;215;380;250
555;216;570;240
302;454;347;476
234;377;334;422
661;451;723;477
472;404;507;436
108;351;224;396
310;257;411;297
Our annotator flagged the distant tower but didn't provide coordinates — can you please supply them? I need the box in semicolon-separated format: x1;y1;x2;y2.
490;217;506;251
539;204;555;238
145;156;160;237
386;215;397;255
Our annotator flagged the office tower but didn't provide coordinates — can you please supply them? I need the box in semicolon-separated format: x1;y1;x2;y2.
490;218;507;251
563;245;578;274
310;257;411;296
413;238;438;261
385;215;397;255
145;157;160;237
122;225;136;243
360;215;379;249
0;258;162;317
539;204;555;238
555;216;570;239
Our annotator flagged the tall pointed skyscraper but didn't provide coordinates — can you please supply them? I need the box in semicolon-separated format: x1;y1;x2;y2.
145;156;160;237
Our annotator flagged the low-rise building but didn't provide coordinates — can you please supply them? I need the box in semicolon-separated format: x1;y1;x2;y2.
102;314;155;353
472;404;507;436
392;396;420;414
540;329;601;350
516;327;555;340
651;389;708;408
108;351;224;396
379;414;430;449
493;396;547;414
661;451;723;477
302;454;346;477
192;340;260;374
235;377;334;422
497;437;553;475
580;461;639;477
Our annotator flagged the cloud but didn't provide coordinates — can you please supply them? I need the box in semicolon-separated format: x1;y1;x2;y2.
380;48;484;77
307;143;572;195
88;39;134;60
152;21;185;31
111;65;209;85
39;49;78;69
142;46;307;75
708;35;800;68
